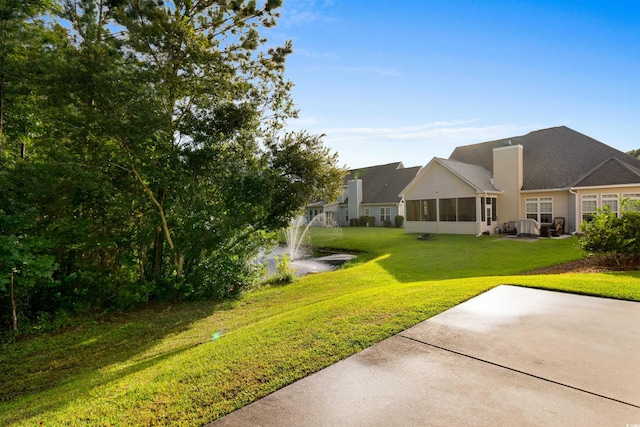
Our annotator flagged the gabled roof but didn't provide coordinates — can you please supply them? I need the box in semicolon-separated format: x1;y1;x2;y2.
449;126;640;190
344;162;421;204
436;158;500;193
572;157;640;187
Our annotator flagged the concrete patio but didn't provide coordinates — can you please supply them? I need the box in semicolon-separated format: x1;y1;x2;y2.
209;285;640;426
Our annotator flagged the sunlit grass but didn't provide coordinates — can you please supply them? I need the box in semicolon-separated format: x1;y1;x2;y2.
1;229;638;426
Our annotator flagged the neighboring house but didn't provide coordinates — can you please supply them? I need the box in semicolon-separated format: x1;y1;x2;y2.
400;126;640;235
306;162;421;227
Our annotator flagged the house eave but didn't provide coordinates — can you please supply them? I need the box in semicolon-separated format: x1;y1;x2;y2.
570;183;640;191
476;190;503;195
520;187;571;193
360;202;402;206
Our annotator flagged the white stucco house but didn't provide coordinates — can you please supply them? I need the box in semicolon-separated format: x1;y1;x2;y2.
399;126;640;235
306;162;421;227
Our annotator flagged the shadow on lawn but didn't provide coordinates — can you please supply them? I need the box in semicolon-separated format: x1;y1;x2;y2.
372;234;585;283
0;299;237;424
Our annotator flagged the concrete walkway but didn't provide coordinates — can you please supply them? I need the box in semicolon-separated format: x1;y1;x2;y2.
209;285;640;426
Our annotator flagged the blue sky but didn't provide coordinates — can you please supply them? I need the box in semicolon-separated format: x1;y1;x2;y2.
268;0;640;169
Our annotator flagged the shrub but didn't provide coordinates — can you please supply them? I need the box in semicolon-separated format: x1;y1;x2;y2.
579;200;640;266
395;215;404;228
383;219;392;228
270;254;295;284
349;218;359;227
359;216;376;227
182;245;263;300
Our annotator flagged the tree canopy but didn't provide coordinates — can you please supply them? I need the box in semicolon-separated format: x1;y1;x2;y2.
0;0;344;333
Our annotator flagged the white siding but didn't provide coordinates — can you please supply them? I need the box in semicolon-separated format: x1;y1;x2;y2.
404;162;477;200
404;221;479;234
361;204;399;226
519;191;570;224
403;162;484;234
573;185;640;230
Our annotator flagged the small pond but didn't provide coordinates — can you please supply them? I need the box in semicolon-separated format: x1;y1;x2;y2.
261;245;356;278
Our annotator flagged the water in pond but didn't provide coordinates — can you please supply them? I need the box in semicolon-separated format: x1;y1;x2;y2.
262;245;356;278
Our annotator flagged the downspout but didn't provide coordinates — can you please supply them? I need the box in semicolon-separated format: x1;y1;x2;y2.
569;187;578;234
476;192;487;237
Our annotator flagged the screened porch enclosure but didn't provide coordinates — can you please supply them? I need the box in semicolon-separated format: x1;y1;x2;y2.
404;196;498;234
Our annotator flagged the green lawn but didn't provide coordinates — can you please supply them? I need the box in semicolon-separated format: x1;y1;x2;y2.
2;229;639;426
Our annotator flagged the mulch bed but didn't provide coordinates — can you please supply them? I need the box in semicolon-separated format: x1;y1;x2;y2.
523;256;640;275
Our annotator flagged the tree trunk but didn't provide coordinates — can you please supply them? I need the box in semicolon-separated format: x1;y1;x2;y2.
152;187;166;281
152;226;164;282
0;19;7;156
10;271;17;333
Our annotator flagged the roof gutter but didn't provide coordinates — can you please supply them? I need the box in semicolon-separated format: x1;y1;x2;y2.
519;187;571;193
477;190;503;195
569;183;640;191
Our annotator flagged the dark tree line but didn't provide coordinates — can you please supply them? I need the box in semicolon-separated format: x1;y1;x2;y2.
0;0;344;333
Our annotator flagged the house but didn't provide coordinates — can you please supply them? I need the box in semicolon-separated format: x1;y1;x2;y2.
307;162;421;227
400;126;640;235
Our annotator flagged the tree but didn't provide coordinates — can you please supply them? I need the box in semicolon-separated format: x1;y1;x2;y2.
0;0;60;160
98;0;343;294
628;148;640;160
0;0;344;329
0;228;57;333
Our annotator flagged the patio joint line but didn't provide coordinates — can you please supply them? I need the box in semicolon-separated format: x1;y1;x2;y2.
398;334;640;410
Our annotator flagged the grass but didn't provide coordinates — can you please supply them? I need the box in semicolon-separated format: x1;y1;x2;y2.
1;229;639;426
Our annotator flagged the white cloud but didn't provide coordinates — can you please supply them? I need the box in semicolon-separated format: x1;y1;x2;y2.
343;66;402;77
322;121;516;144
278;1;336;27
287;121;532;168
293;48;336;59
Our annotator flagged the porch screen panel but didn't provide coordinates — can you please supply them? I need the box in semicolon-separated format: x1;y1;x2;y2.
406;200;420;221
423;199;437;221
457;197;476;222
491;198;497;221
439;198;456;221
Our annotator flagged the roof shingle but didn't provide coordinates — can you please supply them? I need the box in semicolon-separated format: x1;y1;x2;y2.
344;162;421;204
448;126;640;190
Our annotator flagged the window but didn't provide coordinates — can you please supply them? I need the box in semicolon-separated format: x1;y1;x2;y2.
380;207;391;222
622;193;640;212
423;199;437;221
308;209;321;222
439;198;456;222
525;197;553;223
363;207;370;217
602;194;619;216
406;200;420;221
457;197;476;222
581;194;597;222
345;209;349;223
325;211;334;225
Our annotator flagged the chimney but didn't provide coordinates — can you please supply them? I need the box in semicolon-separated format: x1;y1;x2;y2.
348;179;362;221
493;144;523;221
